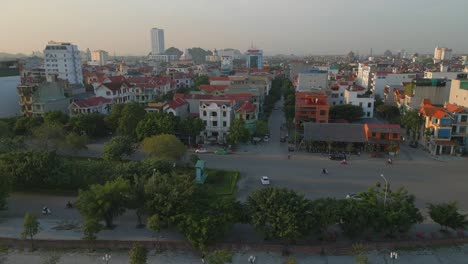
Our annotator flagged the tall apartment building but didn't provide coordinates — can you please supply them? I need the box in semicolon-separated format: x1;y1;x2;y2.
295;91;329;125
434;46;453;61
90;50;109;66
246;49;263;69
449;75;468;107
43;41;83;85
296;68;328;92
150;28;165;55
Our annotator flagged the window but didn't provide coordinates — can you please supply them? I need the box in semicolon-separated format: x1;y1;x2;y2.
461;115;468;122
106;91;111;96
212;121;218;126
460;126;466;134
223;111;227;117
359;102;363;107
380;133;385;139
203;121;207;126
367;112;370;117
203;111;207;116
319;110;326;116
211;112;217;117
368;102;372;108
223;121;227;127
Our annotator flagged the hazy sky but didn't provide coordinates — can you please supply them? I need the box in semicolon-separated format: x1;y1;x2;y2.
1;0;467;56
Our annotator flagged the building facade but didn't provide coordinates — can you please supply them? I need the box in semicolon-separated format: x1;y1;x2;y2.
296;69;328;92
246;49;263;69
434;46;453;61
44;41;83;85
90;50;109;66
199;99;233;143
150;28;165;55
449;78;468;107
17;81;69;116
371;72;417;99
295;91;329;125
344;86;374;118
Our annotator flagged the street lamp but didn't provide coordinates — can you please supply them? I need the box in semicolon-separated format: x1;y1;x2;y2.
102;254;111;264
390;251;398;264
380;174;388;208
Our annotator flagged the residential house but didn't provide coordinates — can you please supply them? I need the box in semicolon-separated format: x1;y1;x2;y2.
371;72;416;99
344;85;374;118
364;124;402;151
69;96;112;116
295;91;329;125
199;98;234;143
402;79;450;112
235;101;258;135
93;76;132;104
164;98;189;119
419;103;456;155
296;68;328;92
17;80;69;116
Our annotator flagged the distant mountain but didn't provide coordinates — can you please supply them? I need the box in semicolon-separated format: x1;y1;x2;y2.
0;52;29;61
164;47;183;57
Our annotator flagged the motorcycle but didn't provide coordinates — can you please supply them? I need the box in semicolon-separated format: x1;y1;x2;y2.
42;207;51;215
340;159;348;165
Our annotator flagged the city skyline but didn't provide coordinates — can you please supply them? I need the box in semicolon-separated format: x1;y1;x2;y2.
1;0;468;56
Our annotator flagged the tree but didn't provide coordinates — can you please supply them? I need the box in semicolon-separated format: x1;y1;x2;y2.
76;177;131;228
255;120;269;136
207;250;233;264
177;116;205;145
14;116;43;135
21;213;40;250
309;198;341;239
104;104;125;132
384;50;393;57
129;243;148;264
164;47;183;57
337;199;372;238
194;74;209;89
128;175;147;227
64;132;88;152
147;214;163;251
228;118;250;145
0;162;12;209
141;134;186;160
247;188;312;251
136;112;179;140
118;102;147;138
102;136;135;161
69;113;108;137
82;218;102;241
0;121;12;138
376;105;400;123
32;123;66;150
329;104;364;121
401;110;424;142
428;202;468;231
188;47;212;64
43;110;69;125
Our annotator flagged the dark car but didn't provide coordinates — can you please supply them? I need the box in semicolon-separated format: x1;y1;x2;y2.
409;141;418;148
329;154;346;160
288;145;295;152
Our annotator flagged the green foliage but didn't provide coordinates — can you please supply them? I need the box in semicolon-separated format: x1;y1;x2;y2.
43;110;69;125
255;120;269;136
0;162;13;209
376;105;401;124
147;214;163;234
64;132;88;152
352;243;368;264
118;102;147;138
247;187;312;244
178;117;205;142
142;134;186;160
129;243;148;264
82;218;102;241
104;104;125;132
21;213;40;249
136;112;179;139
0;121;12;138
164;47;183;57
42;254;61;264
194;74;209;89
284;257;297;264
401;110;424;141
0;136;25;153
76;177;131;228
228;118;250;145
127;175;147;227
309;198;341;238
338;199;371;238
69;113;109;137
102;136;135;161
188;47;212;64
145;172;194;226
190;154;200;165
33;123;66;150
14;116;43;135
428;202;468;231
329;104;364;121
283;79;296;121
207;250;233;264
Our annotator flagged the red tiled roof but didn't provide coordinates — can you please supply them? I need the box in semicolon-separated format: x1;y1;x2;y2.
209;77;230;81
422;99;431;105
445;103;465;113
166;98;188;109
433;110;447;119
236;101;256;113
73;96;112;108
199;85;229;93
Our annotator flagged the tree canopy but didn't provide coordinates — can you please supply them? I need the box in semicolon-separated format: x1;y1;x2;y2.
329;104;364;121
141;134;186;160
401;109;424;141
428;202;468;231
228;118;250;145
102;136;135;161
21;213;40;250
136;112;178;140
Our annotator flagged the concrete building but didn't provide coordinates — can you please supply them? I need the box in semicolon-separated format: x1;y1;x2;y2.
150;28;165;55
344;85;374;118
164;98;190;119
296;68;328;92
199;98;233;143
449;77;468;107
43;41;83;86
295;91;329;125
17;78;70;116
90;50;109;66
221;56;234;75
434;46;452;62
288;60;309;81
93;76;132;104
356;63;376;89
148;54;178;62
403;79;450;112
246;49;263;69
371;72;417;98
69;96;112;116
424;71;465;80
235;101;258;135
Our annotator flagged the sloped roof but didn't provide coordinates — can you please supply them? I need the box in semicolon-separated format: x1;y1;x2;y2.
165;98;188;109
366;124;402;133
303;123;367;143
73;96;112;108
200;84;229;93
236;101;256;113
445;103;466;113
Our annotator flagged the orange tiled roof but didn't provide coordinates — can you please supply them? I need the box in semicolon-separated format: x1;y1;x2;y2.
445;103;465;113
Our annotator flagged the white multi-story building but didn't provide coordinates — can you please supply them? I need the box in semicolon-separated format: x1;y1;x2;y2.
150;28;165;55
356;63;375;89
221;56;234;74
199;99;233;143
296;69;328;92
449;77;468;108
90;50;109;66
43;41;83;86
434;46;453;61
344;85;374;118
371;72;417;98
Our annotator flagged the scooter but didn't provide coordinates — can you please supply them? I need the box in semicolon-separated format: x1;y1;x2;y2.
340;159;348;165
322;169;328;174
42;207;51;215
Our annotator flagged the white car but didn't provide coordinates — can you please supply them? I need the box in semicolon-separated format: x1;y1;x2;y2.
260;176;270;185
263;136;270;142
195;148;207;153
346;193;363;200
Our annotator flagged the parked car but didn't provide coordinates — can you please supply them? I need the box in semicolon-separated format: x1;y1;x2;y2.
260;176;270;185
346;193;363;200
195;148;208;153
263;135;270;142
214;149;228;155
329;154;346;160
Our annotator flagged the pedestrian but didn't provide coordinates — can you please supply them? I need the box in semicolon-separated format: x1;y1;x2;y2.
201;254;205;264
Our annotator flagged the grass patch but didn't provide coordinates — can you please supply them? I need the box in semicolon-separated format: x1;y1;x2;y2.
203;169;239;196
